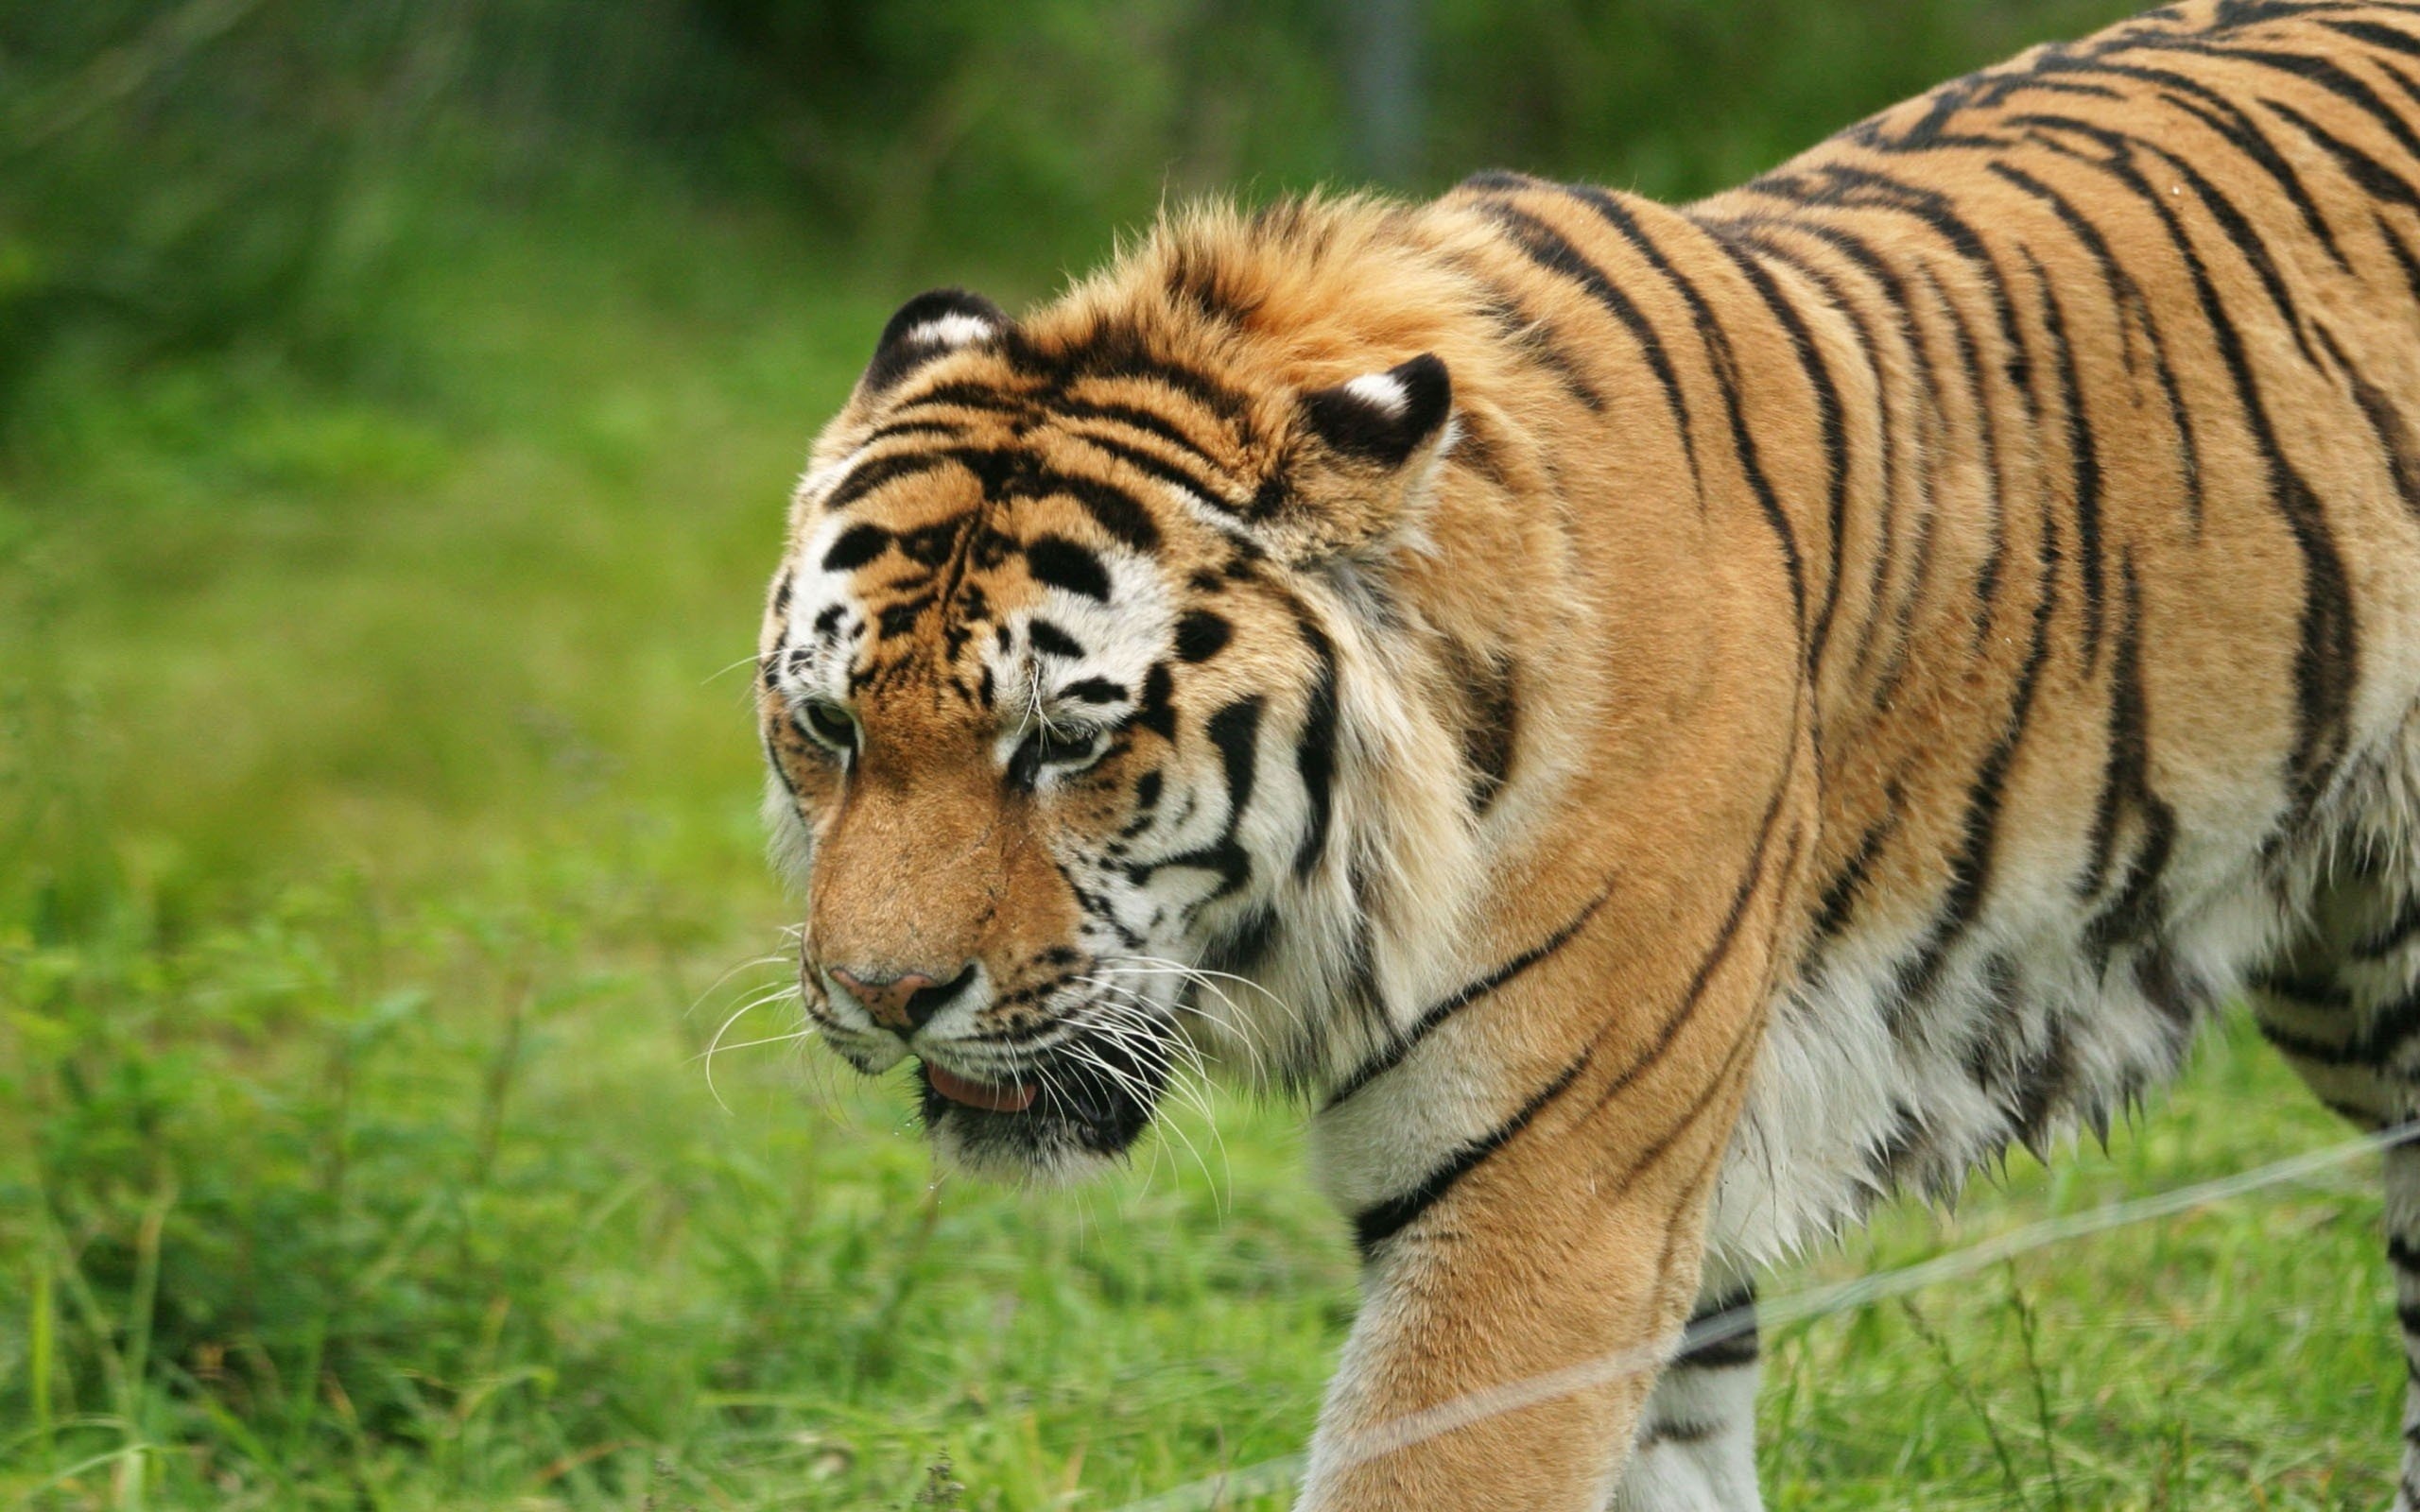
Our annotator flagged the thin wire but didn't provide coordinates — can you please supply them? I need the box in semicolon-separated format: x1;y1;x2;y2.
1104;1120;2420;1512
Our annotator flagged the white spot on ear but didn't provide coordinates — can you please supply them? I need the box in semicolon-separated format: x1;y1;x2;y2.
1341;371;1409;417
904;313;998;350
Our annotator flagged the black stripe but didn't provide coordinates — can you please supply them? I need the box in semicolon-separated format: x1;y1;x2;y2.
1673;1332;1760;1371
1174;610;1232;664
1461;167;1547;193
1051;396;1229;468
2146;40;2420;170
1985;160;2207;538
1594;970;1772;1202
1891;385;2064;1014
823;451;964;512
2357;892;2420;962
1907;262;2014;640
761;732;803;802
1028;618;1083;660
1006;322;1254;425
2162;1;2389;37
2363;50;2420;138
1133;662;1176;741
1742;219;1926;688
1293;616;1340;879
1703;231;1850;672
1635;1413;1725;1450
2137;75;2352;268
890;379;1033;417
2029;121;2358;824
1814;792;1900;940
821;524;892;573
1985;157;2146;351
1753;163;2034;413
1846;69;2010;153
2313;322;2420;525
1066;429;1236;508
1968;63;2129;111
1455;646;1519;814
1025;535;1112;601
2024;248;2108;672
2251;964;2357;1008
1719;230;1907;685
1864;475;1941;715
827;443;1170;558
1353;1053;1588;1255
1570;187;1806;641
2034;46;2353;271
1675;1283;1760;1370
1583;779;1796;1120
2379;211;2420;309
2319;16;2420;63
1324;881;1618;1108
1476;198;1705;493
1134;696;1264;901
2257;987;2420;1068
1118;767;1164;838
2017;112;2324;370
857;418;969;447
2082;556;2179;961
1206;696;1264;819
2267;86;2420;210
1059;472;1165;554
1468;284;1610;413
1447;418;1512;489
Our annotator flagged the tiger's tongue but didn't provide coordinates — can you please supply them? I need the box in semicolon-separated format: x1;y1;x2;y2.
927;1063;1038;1113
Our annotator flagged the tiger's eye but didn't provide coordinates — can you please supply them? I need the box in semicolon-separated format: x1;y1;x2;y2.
798;699;859;758
1010;722;1105;787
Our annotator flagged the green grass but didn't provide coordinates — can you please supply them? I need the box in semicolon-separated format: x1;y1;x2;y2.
1;180;2405;1512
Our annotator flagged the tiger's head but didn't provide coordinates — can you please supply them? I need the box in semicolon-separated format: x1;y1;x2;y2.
758;206;1514;1180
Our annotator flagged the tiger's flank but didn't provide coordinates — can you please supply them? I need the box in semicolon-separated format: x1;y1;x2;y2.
756;3;2420;1506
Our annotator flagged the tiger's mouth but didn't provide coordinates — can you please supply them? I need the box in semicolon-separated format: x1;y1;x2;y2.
914;1025;1170;1175
924;1062;1037;1113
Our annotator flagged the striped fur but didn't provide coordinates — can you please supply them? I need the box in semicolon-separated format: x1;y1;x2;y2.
759;4;2420;1504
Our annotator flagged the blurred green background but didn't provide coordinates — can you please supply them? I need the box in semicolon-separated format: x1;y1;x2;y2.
4;2;2406;1507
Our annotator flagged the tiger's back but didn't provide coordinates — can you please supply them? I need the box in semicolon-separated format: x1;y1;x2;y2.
1544;4;2420;1499
758;4;2420;1506
1651;0;2420;1253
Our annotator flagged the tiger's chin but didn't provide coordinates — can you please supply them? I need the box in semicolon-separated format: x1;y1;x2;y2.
915;1057;1163;1186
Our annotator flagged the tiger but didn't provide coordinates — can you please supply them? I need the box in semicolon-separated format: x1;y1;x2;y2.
754;2;2420;1505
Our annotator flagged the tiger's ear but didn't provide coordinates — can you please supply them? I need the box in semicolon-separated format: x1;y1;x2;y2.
860;288;1011;396
1303;353;1452;470
1264;353;1456;565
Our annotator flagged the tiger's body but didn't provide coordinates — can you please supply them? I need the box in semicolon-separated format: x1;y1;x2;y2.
757;3;2420;1505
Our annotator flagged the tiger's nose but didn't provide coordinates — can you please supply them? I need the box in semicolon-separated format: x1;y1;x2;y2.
827;962;979;1033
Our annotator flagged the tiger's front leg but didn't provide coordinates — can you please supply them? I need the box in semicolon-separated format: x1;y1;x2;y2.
1295;1070;1751;1509
1294;884;1784;1511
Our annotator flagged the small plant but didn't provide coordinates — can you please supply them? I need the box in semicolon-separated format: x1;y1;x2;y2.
911;1452;964;1510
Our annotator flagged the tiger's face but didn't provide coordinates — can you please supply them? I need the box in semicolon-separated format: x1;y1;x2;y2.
759;287;1457;1180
